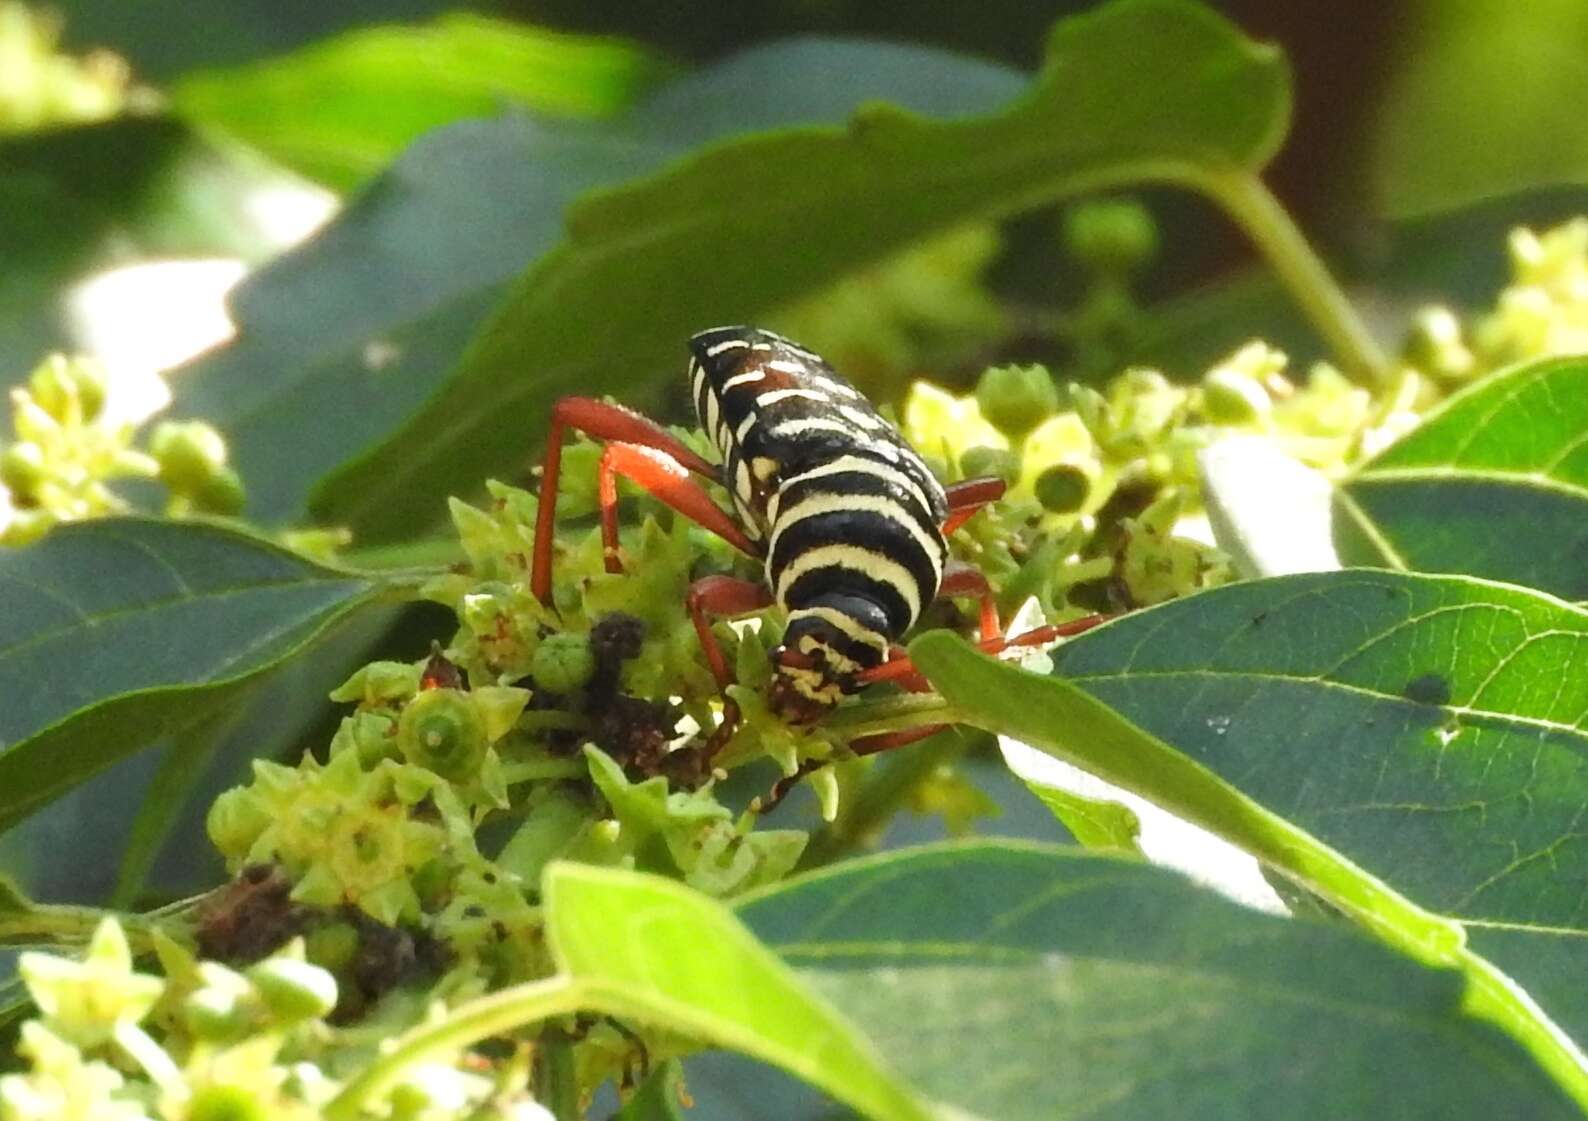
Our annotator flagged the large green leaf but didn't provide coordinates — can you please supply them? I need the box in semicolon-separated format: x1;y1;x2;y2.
735;842;1579;1120
173;37;1023;529
0;518;395;835
911;569;1588;1103
182;0;1284;538
1336;356;1588;598
173;15;669;190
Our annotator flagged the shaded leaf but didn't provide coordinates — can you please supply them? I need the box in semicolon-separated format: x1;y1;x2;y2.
1337;356;1588;597
109;708;237;908
175;35;1027;530
0;518;393;835
0;877;28;915
612;1060;688;1121
737;842;1579;1121
912;569;1588;1094
173;15;670;190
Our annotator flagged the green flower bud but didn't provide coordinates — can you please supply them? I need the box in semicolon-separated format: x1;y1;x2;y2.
247;956;338;1023
959;445;1020;485
304;921;360;974
531;632;596;693
1201;368;1271;425
1403;306;1475;381
975;364;1059;438
150;420;230;496
0;508;56;546
411;856;453;911
0;442;46;499
327;710;399;767
1063;197;1157;275
28;355;105;423
193;464;246;515
206;786;273;859
186;1084;269;1121
1033;464;1091;513
397;688;488;780
184;974;253;1042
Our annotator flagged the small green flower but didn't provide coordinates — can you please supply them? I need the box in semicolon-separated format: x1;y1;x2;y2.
397;688;489;781
0;1023;150;1121
18;918;163;1050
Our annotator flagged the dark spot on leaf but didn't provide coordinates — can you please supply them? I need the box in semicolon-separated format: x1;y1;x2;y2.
1403;673;1451;707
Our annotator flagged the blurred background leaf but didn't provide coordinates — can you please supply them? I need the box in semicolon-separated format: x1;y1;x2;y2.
1370;0;1588;218
172;14;672;190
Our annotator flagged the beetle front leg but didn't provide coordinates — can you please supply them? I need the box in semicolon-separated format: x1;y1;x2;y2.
531;396;724;604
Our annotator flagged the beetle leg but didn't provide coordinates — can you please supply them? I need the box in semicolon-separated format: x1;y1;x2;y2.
683;574;775;758
940;475;1007;536
595;443;761;575
531;396;737;604
853;612;1108;689
937;562;1003;641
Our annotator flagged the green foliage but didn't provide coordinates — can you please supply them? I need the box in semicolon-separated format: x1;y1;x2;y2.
1371;0;1588;217
320;0;1290;541
172;15;670;190
739;843;1582;1120
0;519;392;835
1338;355;1588;596
7;0;1588;1118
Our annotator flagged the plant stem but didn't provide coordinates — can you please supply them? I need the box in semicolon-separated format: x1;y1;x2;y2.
539;1027;583;1121
1198;171;1390;386
325;977;590;1120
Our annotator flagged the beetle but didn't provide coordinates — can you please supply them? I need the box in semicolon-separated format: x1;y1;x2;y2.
529;326;1096;765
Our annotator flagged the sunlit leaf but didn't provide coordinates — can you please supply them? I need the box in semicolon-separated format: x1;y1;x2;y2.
1336;356;1588;597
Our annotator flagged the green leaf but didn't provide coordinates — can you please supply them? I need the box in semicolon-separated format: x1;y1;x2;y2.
737;842;1582;1121
1370;1;1588;217
911;570;1588;1104
1336;356;1588;598
0;876;29;915
612;1061;688;1121
544;862;931;1121
0;518;394;836
173;37;1026;529
1015;767;1142;853
284;0;1286;540
108;708;238;908
173;15;670;190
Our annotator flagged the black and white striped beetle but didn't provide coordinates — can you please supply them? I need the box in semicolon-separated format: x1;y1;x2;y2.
530;326;1088;756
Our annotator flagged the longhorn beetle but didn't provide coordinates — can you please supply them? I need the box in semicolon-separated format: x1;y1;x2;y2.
530;326;1099;781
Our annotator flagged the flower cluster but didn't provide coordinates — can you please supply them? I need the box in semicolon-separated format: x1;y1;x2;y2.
0;2;131;135
0;355;244;545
